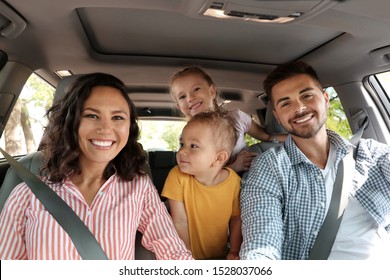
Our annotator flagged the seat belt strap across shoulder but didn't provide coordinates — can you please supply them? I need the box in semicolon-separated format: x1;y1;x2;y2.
308;146;354;259
0;147;109;260
308;117;368;260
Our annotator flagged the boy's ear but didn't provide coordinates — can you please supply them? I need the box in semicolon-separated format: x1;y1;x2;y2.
214;150;229;166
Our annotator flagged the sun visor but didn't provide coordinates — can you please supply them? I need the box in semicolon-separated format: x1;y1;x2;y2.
0;2;26;39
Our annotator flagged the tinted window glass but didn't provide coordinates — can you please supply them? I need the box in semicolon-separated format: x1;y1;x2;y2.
376;71;390;93
0;74;54;157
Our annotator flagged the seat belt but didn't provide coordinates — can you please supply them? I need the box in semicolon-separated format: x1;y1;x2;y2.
0;147;109;260
308;117;368;260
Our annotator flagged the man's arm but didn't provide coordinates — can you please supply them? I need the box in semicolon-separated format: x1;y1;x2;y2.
240;153;284;260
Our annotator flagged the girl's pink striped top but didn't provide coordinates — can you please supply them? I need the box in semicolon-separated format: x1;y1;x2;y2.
0;173;193;260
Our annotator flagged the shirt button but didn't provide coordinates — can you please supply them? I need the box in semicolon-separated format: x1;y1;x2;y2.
320;202;325;208
87;211;92;216
98;191;104;196
317;175;322;181
313;231;318;236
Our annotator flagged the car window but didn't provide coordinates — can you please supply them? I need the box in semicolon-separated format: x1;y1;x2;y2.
376;71;390;93
365;71;390;134
325;87;352;139
374;71;390;115
0;73;54;157
138;120;186;151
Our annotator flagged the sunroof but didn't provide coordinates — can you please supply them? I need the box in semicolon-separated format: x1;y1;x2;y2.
77;6;342;64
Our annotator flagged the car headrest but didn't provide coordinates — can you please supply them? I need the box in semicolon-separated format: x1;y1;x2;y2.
148;151;177;168
53;75;82;103
264;102;287;135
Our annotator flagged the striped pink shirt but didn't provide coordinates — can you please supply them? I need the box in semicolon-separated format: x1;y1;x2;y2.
0;173;193;260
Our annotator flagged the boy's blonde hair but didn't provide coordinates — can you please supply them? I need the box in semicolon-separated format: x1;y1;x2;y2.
187;110;237;157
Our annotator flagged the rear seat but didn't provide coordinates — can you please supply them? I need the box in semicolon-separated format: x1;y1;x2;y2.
147;150;177;200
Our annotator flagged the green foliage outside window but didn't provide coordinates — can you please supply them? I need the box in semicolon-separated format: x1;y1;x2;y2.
325;87;352;139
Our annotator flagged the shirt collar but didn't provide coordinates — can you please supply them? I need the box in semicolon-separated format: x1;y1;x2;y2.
284;129;352;166
60;170;119;192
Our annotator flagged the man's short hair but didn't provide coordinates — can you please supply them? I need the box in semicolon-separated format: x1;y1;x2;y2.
263;60;322;103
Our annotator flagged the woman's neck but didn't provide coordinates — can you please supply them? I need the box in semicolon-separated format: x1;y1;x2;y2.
69;160;109;205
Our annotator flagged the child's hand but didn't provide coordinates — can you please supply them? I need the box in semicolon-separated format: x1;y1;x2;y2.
229;150;257;173
226;252;240;260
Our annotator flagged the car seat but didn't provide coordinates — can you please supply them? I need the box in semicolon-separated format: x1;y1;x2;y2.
247;102;287;154
148;150;177;200
242;103;288;180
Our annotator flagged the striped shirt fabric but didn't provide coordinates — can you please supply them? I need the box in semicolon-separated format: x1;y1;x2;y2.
240;130;390;260
0;173;192;260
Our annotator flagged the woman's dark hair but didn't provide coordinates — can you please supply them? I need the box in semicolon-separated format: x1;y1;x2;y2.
263;60;322;103
40;73;145;182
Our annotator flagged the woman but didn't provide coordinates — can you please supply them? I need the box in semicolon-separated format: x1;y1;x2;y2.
0;73;192;260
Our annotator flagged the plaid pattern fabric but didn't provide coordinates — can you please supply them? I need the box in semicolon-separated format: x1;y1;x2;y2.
240;130;390;260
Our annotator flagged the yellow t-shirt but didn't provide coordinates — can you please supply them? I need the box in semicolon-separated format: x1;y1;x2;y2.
161;166;241;259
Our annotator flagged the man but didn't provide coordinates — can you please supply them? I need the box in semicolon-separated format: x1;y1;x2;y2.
240;61;390;260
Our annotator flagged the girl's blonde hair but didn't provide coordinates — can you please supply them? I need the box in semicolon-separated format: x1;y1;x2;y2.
169;66;221;114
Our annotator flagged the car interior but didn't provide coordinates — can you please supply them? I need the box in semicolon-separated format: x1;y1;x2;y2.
0;0;390;259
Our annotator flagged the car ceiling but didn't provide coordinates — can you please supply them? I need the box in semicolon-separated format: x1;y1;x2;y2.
1;0;390;119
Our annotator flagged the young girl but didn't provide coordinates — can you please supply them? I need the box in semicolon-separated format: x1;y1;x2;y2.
170;66;286;173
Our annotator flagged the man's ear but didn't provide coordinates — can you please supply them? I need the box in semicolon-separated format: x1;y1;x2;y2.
214;150;229;166
323;89;330;109
272;109;282;124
